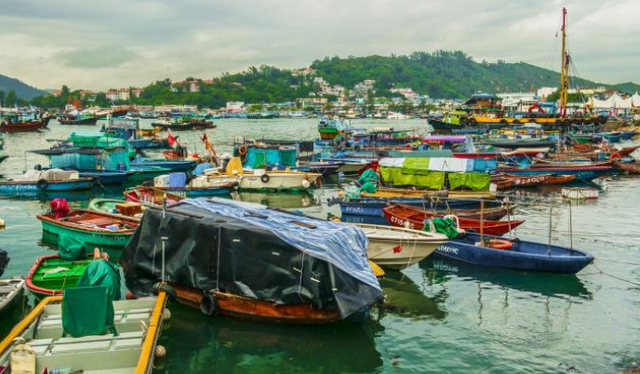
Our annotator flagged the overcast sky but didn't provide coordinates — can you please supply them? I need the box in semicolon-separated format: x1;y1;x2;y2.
0;0;638;90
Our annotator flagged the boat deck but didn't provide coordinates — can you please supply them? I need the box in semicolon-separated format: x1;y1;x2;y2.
0;298;158;374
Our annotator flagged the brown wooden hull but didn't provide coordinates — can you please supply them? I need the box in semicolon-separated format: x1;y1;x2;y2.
123;186;185;206
172;286;341;324
0;121;46;133
615;161;640;175
383;203;524;236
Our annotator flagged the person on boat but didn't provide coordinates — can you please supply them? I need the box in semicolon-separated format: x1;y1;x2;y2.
50;198;70;219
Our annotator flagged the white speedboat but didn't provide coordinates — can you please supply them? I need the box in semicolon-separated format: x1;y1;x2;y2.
0;292;168;374
354;224;448;269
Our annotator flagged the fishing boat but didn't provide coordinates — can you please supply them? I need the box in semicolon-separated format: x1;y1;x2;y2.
0;169;93;194
26;254;107;297
121;198;383;324
57;112;99;125
297;161;343;177
202;162;321;192
0;111;50;133
153;117;215;131
123;186;184;206
0;278;25;313
434;232;594;274
354;224;448;269
615;161;640;175
383;204;524;236
153;174;236;197
37;209;139;250
130;158;196;173
0;121;46;133
89;198;145;219
0;292;167;374
338;197;505;218
497;165;613;181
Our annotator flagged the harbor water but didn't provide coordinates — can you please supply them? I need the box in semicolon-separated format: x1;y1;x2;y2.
1;119;639;373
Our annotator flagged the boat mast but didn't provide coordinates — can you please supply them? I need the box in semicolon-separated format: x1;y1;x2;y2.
559;7;570;117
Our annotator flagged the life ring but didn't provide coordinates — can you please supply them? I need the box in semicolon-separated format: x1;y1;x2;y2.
199;291;217;316
609;152;621;160
238;145;248;156
260;174;270;183
36;179;49;190
486;239;513;250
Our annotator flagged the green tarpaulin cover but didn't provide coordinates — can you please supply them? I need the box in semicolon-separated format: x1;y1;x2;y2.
78;259;122;301
380;167;446;190
62;285;116;337
58;235;88;261
431;217;459;239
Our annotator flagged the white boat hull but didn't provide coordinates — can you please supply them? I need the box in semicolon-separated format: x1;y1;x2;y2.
355;224;448;269
204;172;321;191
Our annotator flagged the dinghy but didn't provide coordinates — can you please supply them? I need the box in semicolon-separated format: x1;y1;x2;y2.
37;209;139;250
354;223;448;269
123;186;184;206
0;169;93;194
0;292;168;374
434;232;594;274
0;278;25;313
383;203;524;236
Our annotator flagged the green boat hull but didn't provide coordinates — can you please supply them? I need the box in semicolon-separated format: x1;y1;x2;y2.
29;257;91;298
40;220;132;254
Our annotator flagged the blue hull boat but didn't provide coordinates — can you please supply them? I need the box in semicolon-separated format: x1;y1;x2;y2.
128;138;155;149
497;166;613;181
620;131;637;140
130;159;196;172
434;233;594;274
78;170;131;184
338;198;500;217
340;214;390;226
0;178;94;193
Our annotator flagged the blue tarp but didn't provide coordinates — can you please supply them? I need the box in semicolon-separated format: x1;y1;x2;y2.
184;198;381;292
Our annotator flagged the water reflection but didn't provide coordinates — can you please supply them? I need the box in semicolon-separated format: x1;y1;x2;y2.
379;270;447;320
420;257;592;300
157;303;383;374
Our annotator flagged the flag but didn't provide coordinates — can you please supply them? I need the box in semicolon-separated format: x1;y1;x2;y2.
167;129;178;147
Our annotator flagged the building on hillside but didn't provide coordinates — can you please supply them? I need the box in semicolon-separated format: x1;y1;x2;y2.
536;87;557;101
390;88;418;101
297;97;328;110
226;101;245;114
106;90;118;101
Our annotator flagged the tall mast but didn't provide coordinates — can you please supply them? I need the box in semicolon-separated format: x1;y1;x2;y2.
559;7;570;117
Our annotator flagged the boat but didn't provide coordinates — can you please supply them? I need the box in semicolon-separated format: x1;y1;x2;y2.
434;232;593;274
78;170;131;184
130;158;196;173
26;254;106;297
497;165;613;181
615;161;640;175
318;116;350;140
89;198;145;219
153;174;236;197
0;292;167;374
297;161;343;177
0;249;7;278
121;198;384;323
353;223;448;269
57;116;99;125
0;121;46;133
202;160;321;191
0;111;50;133
338;197;505;218
0;169;93;194
37;209;139;251
123;186;185;206
152;117;215;131
0;278;25;313
383;203;525;236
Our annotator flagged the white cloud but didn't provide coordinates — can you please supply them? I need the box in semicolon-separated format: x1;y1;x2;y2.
0;0;638;90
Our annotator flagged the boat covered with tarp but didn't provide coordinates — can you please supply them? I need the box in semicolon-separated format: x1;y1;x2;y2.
122;198;383;323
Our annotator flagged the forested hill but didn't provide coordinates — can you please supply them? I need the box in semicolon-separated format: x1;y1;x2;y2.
311;51;638;98
0;74;47;100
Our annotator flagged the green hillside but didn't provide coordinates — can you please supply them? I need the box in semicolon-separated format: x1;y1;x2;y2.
311;51;603;99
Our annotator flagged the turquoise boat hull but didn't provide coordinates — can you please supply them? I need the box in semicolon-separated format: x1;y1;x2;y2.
0;179;93;193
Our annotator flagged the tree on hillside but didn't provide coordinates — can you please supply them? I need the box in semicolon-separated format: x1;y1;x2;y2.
0;91;4;107
5;91;17;107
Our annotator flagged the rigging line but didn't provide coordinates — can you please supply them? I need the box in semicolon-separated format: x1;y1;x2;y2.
590;263;640;287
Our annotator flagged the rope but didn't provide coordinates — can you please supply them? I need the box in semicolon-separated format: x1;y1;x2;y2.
590;263;640;287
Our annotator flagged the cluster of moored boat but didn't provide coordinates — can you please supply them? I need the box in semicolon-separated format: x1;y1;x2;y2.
1;110;639;373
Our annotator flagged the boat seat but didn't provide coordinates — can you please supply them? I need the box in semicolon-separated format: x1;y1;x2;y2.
113;337;143;350
49;340;111;355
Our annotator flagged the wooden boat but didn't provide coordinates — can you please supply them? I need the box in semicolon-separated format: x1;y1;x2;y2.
0;278;25;313
37;209;139;250
354;223;448;269
124;186;184;206
138;127;162;137
89;198;145;220
491;177;514;190
26;254;97;297
383;203;525;236
497;165;613;181
434;232;594;274
172;286;341;324
362;188;497;200
0;121;46;133
0;177;93;193
57;115;99;125
543;174;577;185
339;196;502;217
0;292;167;374
153;119;215;131
615;161;640;175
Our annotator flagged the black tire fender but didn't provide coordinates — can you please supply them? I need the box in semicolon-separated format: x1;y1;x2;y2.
200;291;217;316
260;174;270;183
36;178;49;190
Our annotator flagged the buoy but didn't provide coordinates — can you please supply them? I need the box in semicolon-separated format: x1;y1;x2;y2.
155;345;167;359
0;218;5;228
162;309;172;321
301;179;311;188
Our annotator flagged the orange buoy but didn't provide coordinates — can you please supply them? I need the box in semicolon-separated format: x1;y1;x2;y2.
609;152;622;160
486;239;513;250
